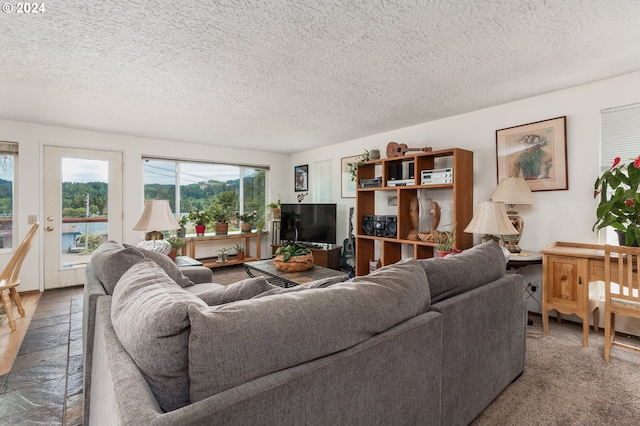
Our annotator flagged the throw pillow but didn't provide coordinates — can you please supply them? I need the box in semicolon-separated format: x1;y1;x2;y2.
111;258;208;412
192;277;275;305
187;258;430;402
130;244;195;288
418;241;507;304
90;240;145;295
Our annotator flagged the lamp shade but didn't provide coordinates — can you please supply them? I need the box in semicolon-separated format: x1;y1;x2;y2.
464;201;518;235
133;200;180;233
490;177;536;205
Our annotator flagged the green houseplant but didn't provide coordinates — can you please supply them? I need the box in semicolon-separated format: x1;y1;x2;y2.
593;155;640;246
273;243;314;271
210;205;230;235
434;224;460;257
188;209;211;236
267;200;281;219
165;235;186;260
347;149;370;182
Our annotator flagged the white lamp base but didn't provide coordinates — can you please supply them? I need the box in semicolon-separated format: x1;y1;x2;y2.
137;239;171;255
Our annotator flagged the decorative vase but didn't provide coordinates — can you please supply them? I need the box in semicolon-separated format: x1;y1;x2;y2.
273;253;314;272
271;208;281;219
178;227;187;237
195;225;206;236
236;251;245;261
241;222;252;232
369;149;380;160
214;222;229;235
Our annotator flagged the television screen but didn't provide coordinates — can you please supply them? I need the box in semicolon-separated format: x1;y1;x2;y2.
280;203;337;245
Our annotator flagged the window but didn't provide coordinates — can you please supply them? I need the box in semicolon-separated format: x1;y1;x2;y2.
0;142;17;250
142;158;267;233
600;102;640;244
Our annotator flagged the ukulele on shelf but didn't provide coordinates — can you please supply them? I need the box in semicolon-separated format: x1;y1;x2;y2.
340;207;355;276
386;141;433;158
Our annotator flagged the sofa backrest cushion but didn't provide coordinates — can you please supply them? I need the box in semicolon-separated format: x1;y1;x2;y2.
191;277;275;305
128;244;195;288
187;258;430;402
111;258;207;412
90;240;145;295
418;241;506;304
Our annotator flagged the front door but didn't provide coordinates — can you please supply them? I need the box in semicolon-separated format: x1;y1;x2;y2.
43;146;123;289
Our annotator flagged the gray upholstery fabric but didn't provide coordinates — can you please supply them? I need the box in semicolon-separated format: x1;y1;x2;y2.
127;244;195;288
91;295;442;426
111;258;207;412
188;257;431;402
192;277;275;305
252;274;349;298
179;266;213;284
91;240;145;295
431;274;525;426
418;241;506;304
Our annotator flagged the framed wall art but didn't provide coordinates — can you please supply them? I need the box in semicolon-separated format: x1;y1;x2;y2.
341;155;360;198
496;116;568;191
294;164;308;192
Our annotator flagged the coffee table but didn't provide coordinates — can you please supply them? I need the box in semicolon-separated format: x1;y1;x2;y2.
244;259;348;288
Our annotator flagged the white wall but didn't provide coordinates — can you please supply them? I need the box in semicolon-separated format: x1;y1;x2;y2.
290;70;640;254
0;119;290;291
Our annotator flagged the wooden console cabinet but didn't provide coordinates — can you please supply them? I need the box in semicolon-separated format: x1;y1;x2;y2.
541;242;602;347
355;148;474;276
181;232;261;269
271;245;342;270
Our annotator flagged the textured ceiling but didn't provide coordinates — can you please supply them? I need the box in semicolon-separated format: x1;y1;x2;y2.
1;0;640;154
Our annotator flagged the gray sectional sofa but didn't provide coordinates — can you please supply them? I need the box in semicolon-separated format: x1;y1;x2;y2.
83;240;526;425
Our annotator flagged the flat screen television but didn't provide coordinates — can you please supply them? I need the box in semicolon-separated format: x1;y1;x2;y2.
280;203;337;245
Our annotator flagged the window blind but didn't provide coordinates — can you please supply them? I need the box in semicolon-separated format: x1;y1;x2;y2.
601;102;640;169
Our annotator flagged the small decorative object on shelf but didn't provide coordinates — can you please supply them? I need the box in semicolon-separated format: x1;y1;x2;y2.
273;243;314;272
434;224;461;258
347;149;370;182
593;154;640;246
217;247;231;263
234;242;245;261
267;201;281;220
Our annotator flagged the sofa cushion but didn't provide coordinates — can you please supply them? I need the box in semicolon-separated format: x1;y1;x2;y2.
190;277;275;305
417;241;507;304
130;245;195;288
188;257;430;402
90;240;145;294
111;258;208;412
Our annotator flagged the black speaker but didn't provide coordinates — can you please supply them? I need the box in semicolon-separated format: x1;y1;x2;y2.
384;215;398;238
408;162;415;179
388;164;402;180
363;215;376;236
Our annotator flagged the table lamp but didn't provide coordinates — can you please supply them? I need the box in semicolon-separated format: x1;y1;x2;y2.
132;200;180;254
464;201;517;259
489;177;536;253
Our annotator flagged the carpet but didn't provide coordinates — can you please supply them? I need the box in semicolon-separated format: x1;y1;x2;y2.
472;316;640;425
209;264;258;285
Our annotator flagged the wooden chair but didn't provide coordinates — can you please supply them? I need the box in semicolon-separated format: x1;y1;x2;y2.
0;222;39;331
604;244;640;363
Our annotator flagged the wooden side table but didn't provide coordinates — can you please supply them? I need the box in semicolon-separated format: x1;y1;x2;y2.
541;242;603;347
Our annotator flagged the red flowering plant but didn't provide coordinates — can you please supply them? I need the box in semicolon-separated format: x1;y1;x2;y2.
593;155;640;245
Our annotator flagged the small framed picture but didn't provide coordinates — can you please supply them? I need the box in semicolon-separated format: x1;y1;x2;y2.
294;164;308;192
496;116;568;191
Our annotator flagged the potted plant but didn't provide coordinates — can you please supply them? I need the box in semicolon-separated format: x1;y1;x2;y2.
178;215;188;237
234;242;245;261
594;155;640;246
347;149;370;182
166;234;186;261
267;200;281;220
210;205;230;235
216;247;231;263
236;210;257;232
273;243;314;271
188;209;211;236
434;224;461;258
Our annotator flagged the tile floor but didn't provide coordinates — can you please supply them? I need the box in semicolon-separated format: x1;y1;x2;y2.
0;285;84;425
